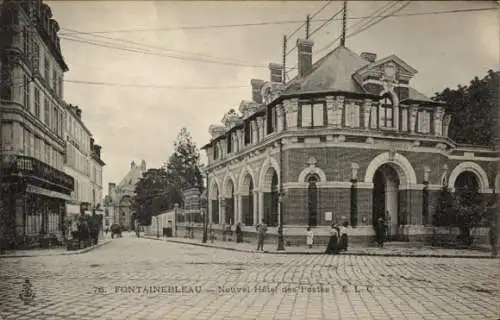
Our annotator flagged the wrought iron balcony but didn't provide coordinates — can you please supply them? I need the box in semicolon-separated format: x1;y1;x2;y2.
1;155;74;192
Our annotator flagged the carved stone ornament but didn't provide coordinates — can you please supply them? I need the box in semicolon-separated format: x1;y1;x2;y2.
208;124;226;139
307;157;317;168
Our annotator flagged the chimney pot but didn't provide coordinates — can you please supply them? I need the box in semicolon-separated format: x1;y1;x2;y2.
250;79;265;103
268;63;283;83
296;39;314;77
360;52;377;63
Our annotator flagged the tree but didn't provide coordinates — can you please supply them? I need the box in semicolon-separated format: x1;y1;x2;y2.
433;70;498;147
133;168;173;226
163;127;204;193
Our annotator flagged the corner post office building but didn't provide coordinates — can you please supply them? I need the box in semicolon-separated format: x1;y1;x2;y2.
201;41;498;243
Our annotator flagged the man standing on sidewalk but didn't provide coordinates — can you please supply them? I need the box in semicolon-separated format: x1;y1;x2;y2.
256;220;267;252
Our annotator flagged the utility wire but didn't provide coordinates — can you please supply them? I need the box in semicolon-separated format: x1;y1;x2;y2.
315;1;407;55
61;27;259;67
309;8;343;38
59;35;267;69
58;7;498;35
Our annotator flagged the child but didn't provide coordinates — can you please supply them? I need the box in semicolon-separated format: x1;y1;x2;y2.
306;227;314;249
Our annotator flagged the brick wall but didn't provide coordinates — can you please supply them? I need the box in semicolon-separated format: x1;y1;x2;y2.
357;188;373;224
283;187;350;225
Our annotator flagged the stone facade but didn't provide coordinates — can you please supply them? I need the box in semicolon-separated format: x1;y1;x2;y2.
104;160;146;230
201;44;499;244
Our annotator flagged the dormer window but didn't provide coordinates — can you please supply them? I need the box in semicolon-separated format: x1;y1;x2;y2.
213;143;219;160
379;94;394;129
227;134;232;154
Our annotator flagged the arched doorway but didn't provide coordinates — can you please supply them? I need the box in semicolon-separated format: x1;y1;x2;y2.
210;183;219;224
225;180;235;225
454;171;480;207
262;167;279;226
307;174;319;227
372;164;400;239
241;174;254;226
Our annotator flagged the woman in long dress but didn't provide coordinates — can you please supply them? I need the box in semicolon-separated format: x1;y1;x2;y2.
325;224;340;254
306;227;314;249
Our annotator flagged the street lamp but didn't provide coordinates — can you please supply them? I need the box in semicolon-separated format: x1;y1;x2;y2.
201;191;208;243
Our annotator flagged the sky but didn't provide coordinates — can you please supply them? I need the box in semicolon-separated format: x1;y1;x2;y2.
45;1;499;196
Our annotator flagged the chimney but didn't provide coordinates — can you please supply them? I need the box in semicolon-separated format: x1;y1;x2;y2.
90;137;94;149
250;79;265;103
93;145;102;158
296;39;314;77
360;52;377;63
131;161;136;169
75;108;82;118
140;160;146;171
268;63;283;83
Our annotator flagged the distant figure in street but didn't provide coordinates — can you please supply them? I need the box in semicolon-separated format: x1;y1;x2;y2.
221;223;227;241
489;219;498;257
325;224;340;254
105;227;109;236
340;221;349;251
306;227;314;249
235;223;243;243
375;216;386;247
208;224;215;243
256;220;268;252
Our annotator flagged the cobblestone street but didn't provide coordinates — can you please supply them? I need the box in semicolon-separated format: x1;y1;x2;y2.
0;233;498;320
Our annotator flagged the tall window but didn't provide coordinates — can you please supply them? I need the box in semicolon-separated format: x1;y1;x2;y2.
312;103;325;127
23;76;30;109
267;106;277;134
300;104;312;127
379;95;394;128
53;107;58;134
300;103;325;127
44;56;50;81
226;134;232;153
43;99;50;126
244;121;250;145
33;43;40;73
418;110;431;133
34;87;40;118
213;143;219;160
58;76;63;97
308;175;319;227
345;103;360;128
52;70;57;92
23;27;29;56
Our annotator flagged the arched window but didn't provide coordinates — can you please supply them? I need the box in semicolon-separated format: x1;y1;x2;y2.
307;174;319;227
379;94;394;128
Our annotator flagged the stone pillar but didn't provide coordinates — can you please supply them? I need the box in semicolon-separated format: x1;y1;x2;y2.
394;105;399;131
362;99;372;129
253;190;258;226
336;96;345;127
251;120;257;144
277;105;285;132
284;99;298;129
258;191;264;224
236;194;241;224
219;197;225;224
258;117;265;140
409;105;418;134
434;106;444;137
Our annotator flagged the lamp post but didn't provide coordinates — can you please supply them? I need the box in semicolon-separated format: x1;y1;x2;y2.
277;139;285;251
201;191;208;243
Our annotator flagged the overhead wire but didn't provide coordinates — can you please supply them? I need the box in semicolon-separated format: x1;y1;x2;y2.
59;35;268;69
57;6;498;35
60;27;260;67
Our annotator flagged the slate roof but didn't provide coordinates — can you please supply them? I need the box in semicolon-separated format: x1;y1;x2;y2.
283;45;371;95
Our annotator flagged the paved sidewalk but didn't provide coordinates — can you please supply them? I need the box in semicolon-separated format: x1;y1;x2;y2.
0;239;112;258
144;235;496;259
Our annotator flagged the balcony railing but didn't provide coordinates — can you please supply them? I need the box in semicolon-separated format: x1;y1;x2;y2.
1;155;74;192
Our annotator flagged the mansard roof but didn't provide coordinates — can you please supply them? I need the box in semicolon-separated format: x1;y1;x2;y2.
283;45;371;95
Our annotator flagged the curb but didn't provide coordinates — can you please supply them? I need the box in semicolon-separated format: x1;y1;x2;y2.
0;240;112;259
143;236;496;259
